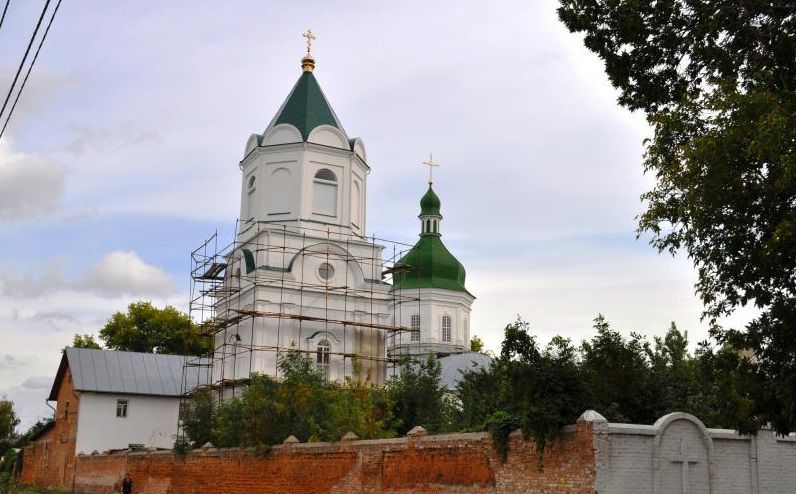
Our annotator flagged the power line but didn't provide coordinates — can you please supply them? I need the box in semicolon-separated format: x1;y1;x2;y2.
0;0;61;141
0;1;10;38
0;0;50;130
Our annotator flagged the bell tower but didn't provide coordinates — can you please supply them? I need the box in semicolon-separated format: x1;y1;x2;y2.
238;31;369;239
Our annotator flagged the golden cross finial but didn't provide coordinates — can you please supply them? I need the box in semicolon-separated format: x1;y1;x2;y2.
422;153;440;185
302;29;316;56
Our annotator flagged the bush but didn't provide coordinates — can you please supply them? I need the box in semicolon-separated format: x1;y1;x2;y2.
484;411;520;461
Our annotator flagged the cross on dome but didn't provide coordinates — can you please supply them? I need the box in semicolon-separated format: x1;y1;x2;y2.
301;30;317;72
422;153;440;185
302;29;316;55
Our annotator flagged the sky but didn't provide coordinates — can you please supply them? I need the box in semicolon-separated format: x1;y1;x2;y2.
0;0;755;431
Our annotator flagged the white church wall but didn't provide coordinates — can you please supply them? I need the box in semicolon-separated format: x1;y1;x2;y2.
75;393;179;454
244;133;261;157
350;137;366;162
307;125;349;149
212;225;391;387
389;287;473;356
262;124;302;146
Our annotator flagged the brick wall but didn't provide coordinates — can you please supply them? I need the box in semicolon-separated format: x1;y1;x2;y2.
23;422;597;494
21;366;79;489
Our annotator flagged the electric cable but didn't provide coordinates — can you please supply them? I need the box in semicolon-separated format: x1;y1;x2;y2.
0;0;61;140
0;0;50;131
0;1;11;38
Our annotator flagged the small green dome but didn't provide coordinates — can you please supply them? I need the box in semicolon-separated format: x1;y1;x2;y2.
391;235;467;292
420;186;441;216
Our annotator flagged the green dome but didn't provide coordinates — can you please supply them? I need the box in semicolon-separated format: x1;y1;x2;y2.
392;235;467;292
420;186;441;216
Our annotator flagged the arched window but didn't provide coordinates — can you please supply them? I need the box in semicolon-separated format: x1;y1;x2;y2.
410;314;420;341
316;340;331;376
313;169;338;216
442;315;452;342
315;168;336;182
247;175;256;191
425;219;431;233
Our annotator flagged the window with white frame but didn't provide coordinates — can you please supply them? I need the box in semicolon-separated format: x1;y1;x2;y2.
442;315;452;342
116;399;128;418
312;169;338;216
316;340;331;376
410;314;421;341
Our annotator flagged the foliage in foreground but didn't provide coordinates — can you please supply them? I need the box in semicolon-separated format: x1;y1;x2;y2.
181;352;394;449
557;0;796;435
180;316;759;459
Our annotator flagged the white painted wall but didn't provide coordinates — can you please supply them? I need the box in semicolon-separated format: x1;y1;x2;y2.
75;393;180;454
586;411;796;494
388;287;475;357
240;131;369;238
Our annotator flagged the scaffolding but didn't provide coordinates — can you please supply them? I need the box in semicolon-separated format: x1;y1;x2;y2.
178;219;423;411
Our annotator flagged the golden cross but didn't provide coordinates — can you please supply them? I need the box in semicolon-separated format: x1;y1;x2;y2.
422;153;440;185
302;29;316;55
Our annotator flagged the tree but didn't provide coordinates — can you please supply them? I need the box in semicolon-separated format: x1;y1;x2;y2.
558;0;796;434
72;333;102;349
180;388;216;448
497;319;589;450
386;356;450;435
99;301;211;355
580;315;657;423
0;398;19;458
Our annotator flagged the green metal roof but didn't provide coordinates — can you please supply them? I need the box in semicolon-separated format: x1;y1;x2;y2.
419;185;441;216
392;235;467;292
271;71;346;141
392;185;467;293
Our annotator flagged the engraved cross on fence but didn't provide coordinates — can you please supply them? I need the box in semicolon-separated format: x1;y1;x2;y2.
670;437;700;494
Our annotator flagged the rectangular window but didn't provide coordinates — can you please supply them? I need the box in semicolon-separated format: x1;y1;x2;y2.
442;315;452;343
316;342;331;377
116;399;128;418
410;314;421;341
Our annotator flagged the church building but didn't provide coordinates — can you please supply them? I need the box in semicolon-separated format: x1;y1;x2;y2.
203;33;477;393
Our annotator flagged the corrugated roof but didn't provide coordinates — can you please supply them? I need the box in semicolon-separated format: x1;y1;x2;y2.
48;348;205;400
438;352;493;390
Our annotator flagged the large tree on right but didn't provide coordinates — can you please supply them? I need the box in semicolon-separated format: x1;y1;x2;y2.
557;1;795;434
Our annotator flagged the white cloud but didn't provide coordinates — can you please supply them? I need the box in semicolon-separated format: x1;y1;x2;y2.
75;251;178;298
1;251;179;299
0;138;65;221
65;124;162;156
0;260;65;298
21;375;53;390
0;354;23;370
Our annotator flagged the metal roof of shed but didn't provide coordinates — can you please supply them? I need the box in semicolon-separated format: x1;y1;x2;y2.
48;348;204;401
